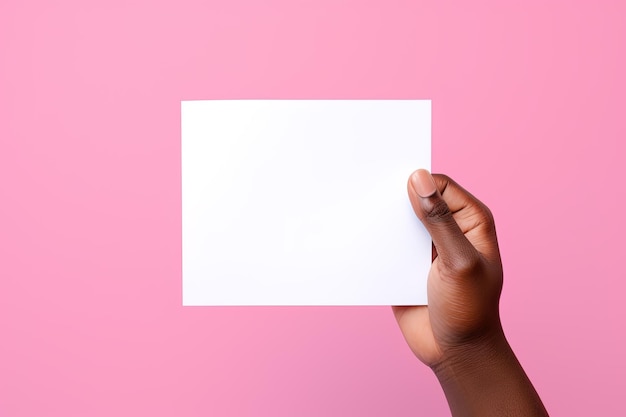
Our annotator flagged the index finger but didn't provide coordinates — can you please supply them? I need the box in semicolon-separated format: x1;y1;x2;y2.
432;174;500;261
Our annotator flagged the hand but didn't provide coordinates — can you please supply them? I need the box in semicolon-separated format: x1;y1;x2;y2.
393;170;504;368
394;170;549;416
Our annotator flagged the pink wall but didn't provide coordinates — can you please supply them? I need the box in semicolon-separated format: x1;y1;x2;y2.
1;1;624;415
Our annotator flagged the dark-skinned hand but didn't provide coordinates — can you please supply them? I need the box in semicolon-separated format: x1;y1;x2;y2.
393;169;503;367
393;170;548;417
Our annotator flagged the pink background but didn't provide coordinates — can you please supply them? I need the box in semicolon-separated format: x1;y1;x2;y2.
1;1;625;416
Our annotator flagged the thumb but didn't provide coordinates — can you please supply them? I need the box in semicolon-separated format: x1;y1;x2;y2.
407;169;478;271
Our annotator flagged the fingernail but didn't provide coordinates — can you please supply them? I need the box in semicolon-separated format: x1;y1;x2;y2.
411;169;437;198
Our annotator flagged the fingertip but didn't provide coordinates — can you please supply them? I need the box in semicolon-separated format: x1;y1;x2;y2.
410;169;437;198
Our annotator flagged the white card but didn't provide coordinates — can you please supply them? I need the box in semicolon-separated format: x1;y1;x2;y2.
182;100;431;305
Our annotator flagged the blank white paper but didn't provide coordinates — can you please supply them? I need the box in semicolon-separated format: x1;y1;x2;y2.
182;100;431;305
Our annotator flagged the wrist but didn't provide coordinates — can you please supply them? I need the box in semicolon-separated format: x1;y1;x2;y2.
431;326;512;384
430;328;549;417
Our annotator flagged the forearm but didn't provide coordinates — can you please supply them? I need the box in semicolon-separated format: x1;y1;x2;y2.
432;330;549;417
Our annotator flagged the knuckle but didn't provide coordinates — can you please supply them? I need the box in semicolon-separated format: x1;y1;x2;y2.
482;204;495;223
447;252;483;277
479;204;496;232
424;198;453;224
